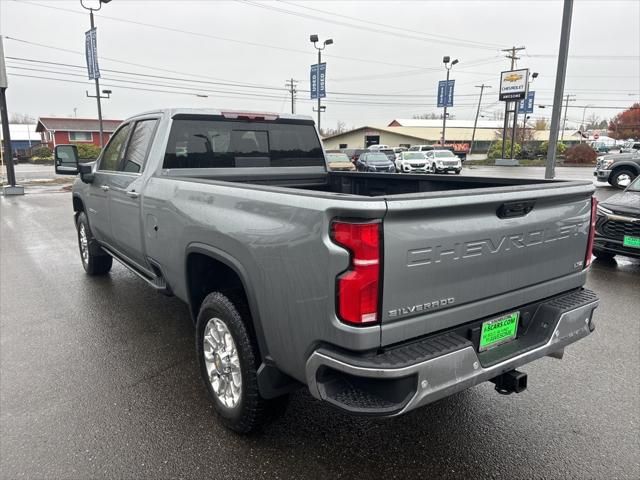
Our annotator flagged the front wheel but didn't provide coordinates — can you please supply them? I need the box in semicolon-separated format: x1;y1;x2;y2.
196;292;288;433
76;212;112;275
609;168;636;189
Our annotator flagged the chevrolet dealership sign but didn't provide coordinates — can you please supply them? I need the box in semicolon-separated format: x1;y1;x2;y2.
499;68;529;101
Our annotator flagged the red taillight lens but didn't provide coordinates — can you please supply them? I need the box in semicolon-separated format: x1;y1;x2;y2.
331;221;381;325
585;197;598;268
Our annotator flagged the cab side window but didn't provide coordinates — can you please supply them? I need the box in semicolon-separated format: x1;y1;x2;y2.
99;124;131;171
121;120;158;173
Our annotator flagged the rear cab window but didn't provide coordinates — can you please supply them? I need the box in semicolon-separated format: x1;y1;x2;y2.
163;115;324;169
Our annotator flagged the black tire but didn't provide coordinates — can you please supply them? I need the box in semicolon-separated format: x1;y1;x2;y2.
609;168;636;189
76;212;112;275
592;248;615;260
196;292;288;433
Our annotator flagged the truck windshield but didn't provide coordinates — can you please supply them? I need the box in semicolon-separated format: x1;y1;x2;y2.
163;118;324;168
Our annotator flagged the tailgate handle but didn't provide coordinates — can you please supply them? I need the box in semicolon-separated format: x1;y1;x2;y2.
497;201;535;219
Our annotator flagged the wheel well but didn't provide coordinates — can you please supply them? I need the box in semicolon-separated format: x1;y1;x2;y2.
72;196;84;213
611;164;639;175
186;253;249;322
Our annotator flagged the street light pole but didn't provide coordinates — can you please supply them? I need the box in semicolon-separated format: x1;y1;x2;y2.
80;0;110;148
442;57;458;146
310;35;332;133
545;0;574;179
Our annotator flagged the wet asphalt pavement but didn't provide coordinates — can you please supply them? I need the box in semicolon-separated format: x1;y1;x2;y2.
1;173;639;480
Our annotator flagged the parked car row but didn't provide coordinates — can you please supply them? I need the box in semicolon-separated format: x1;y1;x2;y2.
326;147;462;175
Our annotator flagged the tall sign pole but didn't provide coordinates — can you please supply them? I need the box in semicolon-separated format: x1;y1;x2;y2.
546;0;574;179
0;35;23;195
500;46;525;159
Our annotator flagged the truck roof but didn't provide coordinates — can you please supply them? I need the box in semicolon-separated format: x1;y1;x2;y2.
123;108;314;123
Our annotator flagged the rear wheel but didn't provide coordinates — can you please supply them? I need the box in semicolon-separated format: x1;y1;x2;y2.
609;168;636;189
196;292;288;433
76;212;112;275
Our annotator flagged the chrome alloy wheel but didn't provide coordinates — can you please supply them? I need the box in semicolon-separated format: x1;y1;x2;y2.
616;173;632;187
203;318;242;408
79;223;89;266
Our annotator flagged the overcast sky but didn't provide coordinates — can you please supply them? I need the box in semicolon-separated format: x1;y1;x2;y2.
1;0;638;130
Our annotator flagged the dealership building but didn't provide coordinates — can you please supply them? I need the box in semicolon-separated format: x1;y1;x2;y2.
322;118;558;152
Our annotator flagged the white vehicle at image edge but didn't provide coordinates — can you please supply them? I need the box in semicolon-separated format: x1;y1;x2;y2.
395;151;432;173
426;149;462;174
367;144;390;151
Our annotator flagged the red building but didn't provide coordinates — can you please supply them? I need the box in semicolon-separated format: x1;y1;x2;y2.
35;117;123;150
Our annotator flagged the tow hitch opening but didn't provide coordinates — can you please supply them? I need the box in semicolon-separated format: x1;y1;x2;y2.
490;370;528;395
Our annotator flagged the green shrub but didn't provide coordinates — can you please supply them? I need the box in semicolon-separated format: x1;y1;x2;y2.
32;146;52;159
564;143;597;164
537;141;567;156
75;143;102;160
30;157;53;164
487;140;521;160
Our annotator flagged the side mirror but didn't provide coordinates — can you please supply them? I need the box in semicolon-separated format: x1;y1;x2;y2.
78;162;95;184
54;144;79;175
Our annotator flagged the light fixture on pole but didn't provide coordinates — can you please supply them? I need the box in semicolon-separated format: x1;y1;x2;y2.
310;35;332;133
80;0;111;149
442;56;458;146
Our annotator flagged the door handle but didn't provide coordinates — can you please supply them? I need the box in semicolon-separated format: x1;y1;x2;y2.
126;191;140;199
101;185;110;192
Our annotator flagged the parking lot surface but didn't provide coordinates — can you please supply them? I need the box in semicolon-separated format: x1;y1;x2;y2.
1;182;639;479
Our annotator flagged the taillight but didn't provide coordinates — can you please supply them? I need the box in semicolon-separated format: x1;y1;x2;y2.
585;197;598;268
221;111;278;121
330;220;381;325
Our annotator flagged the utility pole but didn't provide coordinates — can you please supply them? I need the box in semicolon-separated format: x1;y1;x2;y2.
0;35;23;195
501;46;526;159
285;78;298;114
546;0;574;179
561;93;576;141
470;84;491;155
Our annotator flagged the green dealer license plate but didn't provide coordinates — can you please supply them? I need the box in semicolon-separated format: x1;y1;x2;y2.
623;235;640;249
479;311;520;351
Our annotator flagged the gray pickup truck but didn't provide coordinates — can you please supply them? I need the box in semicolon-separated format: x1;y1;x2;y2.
56;108;599;433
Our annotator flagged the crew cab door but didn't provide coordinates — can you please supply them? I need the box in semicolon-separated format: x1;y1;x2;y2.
85;123;132;246
109;118;158;270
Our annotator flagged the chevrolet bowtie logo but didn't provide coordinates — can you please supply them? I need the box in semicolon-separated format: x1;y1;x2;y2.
504;73;523;82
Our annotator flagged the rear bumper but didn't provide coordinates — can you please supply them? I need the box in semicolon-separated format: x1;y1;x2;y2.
306;289;598;416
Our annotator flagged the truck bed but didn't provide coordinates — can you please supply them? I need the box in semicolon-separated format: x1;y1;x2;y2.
163;169;573;198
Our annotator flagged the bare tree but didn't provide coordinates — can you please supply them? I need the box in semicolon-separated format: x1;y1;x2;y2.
534;118;548;130
412;113;440;119
9;113;35;124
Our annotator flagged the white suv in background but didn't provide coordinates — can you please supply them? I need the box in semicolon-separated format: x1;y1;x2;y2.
427;150;462;174
395;151;431;173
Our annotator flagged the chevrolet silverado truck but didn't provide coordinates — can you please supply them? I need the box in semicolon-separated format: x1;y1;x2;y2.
56;108;599;433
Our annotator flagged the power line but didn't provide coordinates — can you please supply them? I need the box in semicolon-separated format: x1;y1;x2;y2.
243;0;503;50
14;1;473;71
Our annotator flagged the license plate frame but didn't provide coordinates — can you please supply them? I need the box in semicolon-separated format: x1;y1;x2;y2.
623;235;640;249
479;311;520;352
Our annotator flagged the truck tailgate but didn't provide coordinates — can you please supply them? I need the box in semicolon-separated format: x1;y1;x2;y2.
380;184;594;345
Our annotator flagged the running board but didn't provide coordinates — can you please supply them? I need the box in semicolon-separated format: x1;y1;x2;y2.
100;244;173;296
